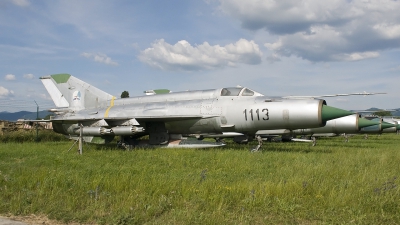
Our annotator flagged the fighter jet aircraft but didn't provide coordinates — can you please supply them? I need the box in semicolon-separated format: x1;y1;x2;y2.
357;117;399;140
271;116;397;143
37;73;353;148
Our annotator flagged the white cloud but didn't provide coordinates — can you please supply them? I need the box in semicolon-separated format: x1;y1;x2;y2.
373;23;400;39
219;0;358;34
81;52;118;66
0;86;14;98
138;38;262;71
23;73;34;79
5;74;16;81
334;52;380;61
10;0;30;7
219;0;400;62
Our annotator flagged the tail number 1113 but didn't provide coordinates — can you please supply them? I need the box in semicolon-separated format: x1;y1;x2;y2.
243;108;269;121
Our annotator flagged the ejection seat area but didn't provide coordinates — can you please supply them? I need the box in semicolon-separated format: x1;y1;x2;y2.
220;87;263;97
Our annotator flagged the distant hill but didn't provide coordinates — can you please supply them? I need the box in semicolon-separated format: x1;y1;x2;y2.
393;109;400;117
0;111;54;121
371;108;400;116
357;108;400;117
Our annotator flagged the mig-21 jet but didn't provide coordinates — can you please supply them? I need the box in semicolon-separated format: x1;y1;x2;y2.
357;117;399;139
36;74;354;148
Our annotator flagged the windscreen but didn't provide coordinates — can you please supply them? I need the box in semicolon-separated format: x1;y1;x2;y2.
221;87;242;96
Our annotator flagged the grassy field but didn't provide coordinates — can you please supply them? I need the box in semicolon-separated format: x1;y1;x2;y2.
0;133;399;224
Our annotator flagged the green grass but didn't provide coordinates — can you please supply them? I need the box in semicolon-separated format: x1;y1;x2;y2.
0;134;400;224
0;130;65;143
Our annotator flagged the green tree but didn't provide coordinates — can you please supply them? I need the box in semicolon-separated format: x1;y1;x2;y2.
121;91;129;98
373;111;392;117
44;114;54;120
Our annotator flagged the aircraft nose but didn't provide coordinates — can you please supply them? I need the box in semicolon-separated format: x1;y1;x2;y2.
321;105;354;122
358;117;380;129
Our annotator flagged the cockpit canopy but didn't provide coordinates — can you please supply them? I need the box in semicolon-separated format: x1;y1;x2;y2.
220;87;263;97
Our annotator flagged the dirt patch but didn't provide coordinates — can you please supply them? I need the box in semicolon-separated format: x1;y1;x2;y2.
1;214;96;225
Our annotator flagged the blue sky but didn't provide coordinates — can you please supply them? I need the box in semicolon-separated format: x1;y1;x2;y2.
1;0;399;112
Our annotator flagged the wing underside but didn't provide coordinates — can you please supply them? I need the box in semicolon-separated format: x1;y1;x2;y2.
50;115;211;124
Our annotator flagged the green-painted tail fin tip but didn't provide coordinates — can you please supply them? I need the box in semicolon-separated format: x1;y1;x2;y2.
154;89;171;94
381;122;395;129
358;118;379;129
321;105;353;122
51;73;71;84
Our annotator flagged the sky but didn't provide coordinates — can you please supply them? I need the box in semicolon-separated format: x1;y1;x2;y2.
0;0;399;112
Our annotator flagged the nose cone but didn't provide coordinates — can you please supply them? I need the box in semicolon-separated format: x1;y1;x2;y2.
321;105;354;122
381;122;396;129
358;117;380;129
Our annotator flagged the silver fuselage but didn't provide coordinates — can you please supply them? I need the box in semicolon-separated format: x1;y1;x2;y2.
53;89;326;136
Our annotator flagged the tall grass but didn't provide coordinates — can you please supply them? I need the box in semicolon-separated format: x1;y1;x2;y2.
0;130;65;143
0;134;399;224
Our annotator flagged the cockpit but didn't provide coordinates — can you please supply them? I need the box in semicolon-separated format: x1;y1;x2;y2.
220;87;263;97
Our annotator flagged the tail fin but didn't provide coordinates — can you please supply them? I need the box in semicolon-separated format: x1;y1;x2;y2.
40;73;115;111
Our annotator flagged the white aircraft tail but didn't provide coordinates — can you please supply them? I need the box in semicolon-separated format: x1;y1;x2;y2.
40;74;115;111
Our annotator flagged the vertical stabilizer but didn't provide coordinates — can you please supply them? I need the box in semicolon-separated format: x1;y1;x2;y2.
40;74;115;111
